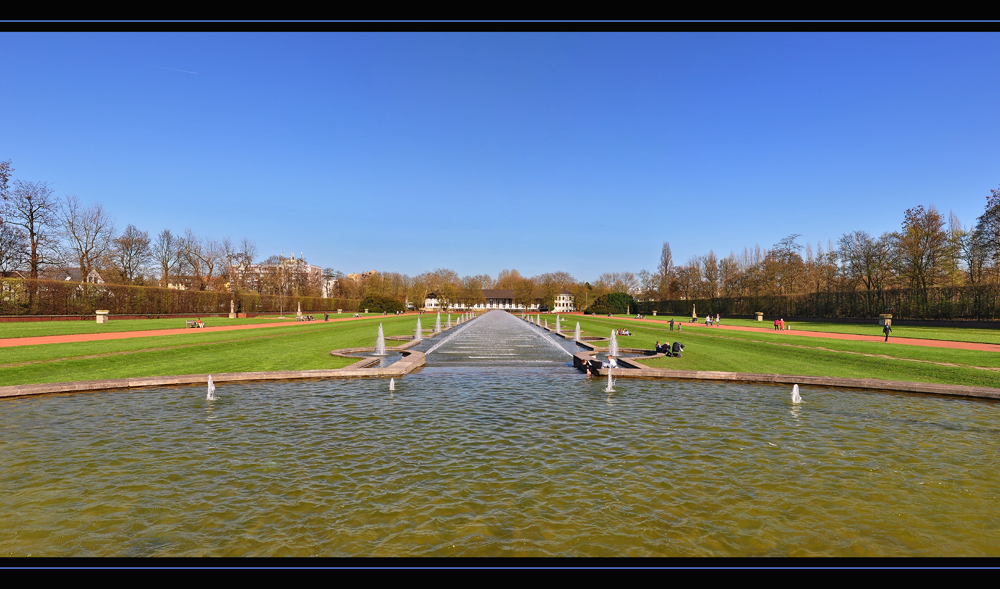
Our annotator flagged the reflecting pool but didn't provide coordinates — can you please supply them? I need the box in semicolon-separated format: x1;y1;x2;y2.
1;311;998;556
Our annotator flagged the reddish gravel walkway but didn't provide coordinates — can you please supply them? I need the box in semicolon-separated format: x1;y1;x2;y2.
566;313;1000;353
0;315;377;348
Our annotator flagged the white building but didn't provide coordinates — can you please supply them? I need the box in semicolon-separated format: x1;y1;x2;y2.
423;289;543;312
552;289;575;312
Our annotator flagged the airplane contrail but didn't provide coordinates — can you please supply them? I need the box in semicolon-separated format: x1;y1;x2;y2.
153;65;200;75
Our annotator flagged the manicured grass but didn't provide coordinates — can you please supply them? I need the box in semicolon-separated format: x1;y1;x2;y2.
0;315;427;386
567;315;1000;389
598;313;1000;344
0;312;392;339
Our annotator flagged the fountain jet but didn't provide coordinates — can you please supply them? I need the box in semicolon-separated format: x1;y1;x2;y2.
609;330;619;357
792;384;802;404
207;375;216;401
374;323;386;356
415;318;422;342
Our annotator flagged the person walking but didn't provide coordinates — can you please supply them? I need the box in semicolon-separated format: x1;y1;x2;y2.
883;323;892;342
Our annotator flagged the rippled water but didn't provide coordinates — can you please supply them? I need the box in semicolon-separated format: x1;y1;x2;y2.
2;312;999;557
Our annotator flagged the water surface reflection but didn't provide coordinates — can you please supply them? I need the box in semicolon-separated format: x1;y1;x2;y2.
1;370;998;557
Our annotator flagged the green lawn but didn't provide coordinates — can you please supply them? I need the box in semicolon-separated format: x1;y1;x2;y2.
567;315;1000;389
0;314;427;386
0;312;389;339
597;313;1000;345
5;311;998;390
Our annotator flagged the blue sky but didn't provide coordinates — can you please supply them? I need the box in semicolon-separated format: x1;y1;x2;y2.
3;31;998;281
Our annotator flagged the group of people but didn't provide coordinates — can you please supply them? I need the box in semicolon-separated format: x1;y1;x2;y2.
583;354;617;378
773;318;786;330
297;315;317;322
705;314;721;327
615;328;632;336
668;319;682;331
655;341;684;357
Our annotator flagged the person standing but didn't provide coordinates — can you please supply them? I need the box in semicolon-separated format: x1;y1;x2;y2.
883;323;892;342
670;319;674;331
716;313;720;326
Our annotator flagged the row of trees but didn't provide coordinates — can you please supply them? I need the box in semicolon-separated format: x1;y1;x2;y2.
636;189;1000;318
0;161;335;302
333;267;642;313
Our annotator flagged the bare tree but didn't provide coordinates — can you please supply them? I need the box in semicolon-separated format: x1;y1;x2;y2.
719;253;742;297
595;271;639;295
423;268;460;308
701;251;720;298
0;220;28;276
513;275;537;309
532;272;564;310
458;274;490;309
941;211;967;287
224;237;257;294
179;229;224;290
656;242;674;300
763;235;804;296
636;269;658;301
321;267;341;298
837;230;895;316
975;185;1000;272
894;205;947;293
0;159;12;201
58;195;115;281
495;268;524;290
112;224;152;283
152;229;181;287
2;180;58;279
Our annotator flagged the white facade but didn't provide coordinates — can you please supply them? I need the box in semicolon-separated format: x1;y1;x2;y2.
553;290;575;312
423;289;541;312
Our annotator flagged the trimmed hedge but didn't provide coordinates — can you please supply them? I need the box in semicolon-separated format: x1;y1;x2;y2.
357;294;405;314
585;292;638;315
0;278;359;316
638;285;1000;321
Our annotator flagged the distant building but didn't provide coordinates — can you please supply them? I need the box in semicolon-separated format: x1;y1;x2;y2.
553;289;575;312
242;252;324;295
166;275;200;291
344;270;377;283
39;267;105;284
423;289;542;312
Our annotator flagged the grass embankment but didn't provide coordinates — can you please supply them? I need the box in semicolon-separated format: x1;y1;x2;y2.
0;315;426;386
601;313;1000;345
0;312;390;339
569;315;1000;389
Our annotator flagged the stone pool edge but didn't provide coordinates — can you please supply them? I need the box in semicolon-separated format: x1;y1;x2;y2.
532;315;1000;401
0;314;478;399
0;350;427;399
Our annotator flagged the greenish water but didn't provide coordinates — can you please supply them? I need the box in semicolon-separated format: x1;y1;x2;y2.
2;311;998;557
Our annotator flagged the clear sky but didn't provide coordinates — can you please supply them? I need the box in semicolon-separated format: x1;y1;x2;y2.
3;30;998;281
